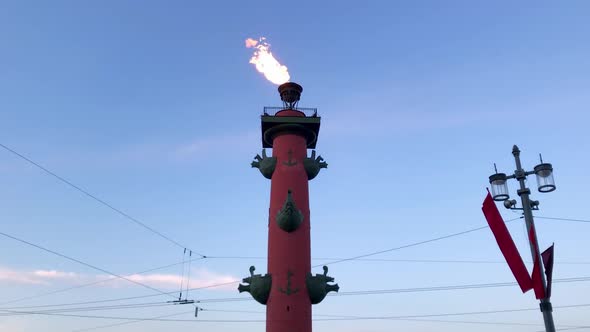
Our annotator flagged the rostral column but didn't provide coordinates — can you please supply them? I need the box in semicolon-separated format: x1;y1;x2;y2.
238;82;339;332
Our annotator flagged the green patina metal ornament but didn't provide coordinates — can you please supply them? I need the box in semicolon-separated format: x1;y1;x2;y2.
238;266;272;305
276;190;303;232
306;266;339;305
304;150;327;180
251;149;276;179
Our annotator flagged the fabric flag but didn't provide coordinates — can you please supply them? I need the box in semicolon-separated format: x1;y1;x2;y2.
482;192;533;293
542;244;555;299
531;256;546;299
529;225;546;300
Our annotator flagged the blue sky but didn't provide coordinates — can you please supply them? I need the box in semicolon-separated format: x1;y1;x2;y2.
1;1;589;331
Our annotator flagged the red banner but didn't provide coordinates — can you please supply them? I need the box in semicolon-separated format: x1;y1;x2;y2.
482;192;533;293
542;244;555;299
531;256;546;299
528;225;546;299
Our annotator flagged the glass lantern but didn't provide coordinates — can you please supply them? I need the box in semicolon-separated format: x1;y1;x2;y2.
534;163;556;193
489;173;509;201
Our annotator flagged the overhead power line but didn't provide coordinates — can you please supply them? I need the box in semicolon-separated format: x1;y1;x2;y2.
2;213;580;317
334;276;590;296
0;302;174;316
5;303;589;327
64;312;562;332
312;303;590;320
535;216;590;224
0;280;242;310
11;275;588;312
0;311;544;325
307;303;590;328
0;142;204;257
0;301;170;312
195;275;590;303
0;230;191;303
313;216;522;268
60;302;590;332
70;310;193;332
0;256;206;306
207;256;590;265
1;303;588;332
1;221;488;307
0;306;260;318
1;214;575;311
0;213;571;315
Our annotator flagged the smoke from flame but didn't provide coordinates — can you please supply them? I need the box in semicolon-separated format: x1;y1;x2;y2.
245;37;290;85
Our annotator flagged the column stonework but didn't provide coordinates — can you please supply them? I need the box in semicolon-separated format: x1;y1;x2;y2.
238;83;338;332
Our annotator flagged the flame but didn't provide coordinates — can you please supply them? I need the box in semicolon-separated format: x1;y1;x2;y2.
245;38;258;48
245;37;290;85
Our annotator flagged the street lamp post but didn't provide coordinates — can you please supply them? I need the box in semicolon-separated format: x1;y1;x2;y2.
489;145;557;332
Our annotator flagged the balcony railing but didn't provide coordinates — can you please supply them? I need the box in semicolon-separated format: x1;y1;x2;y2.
263;107;318;117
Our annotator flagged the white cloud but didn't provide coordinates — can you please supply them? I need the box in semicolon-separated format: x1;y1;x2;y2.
0;265;237;291
33;270;78;279
0;267;80;285
105;268;237;290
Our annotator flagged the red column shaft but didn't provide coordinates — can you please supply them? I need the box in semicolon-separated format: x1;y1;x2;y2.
266;112;312;332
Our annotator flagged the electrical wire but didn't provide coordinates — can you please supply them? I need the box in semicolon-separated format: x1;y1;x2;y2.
2;216;583;319
206;256;590;265
178;248;187;301
62;314;560;331
0;280;241;310
69;310;193;332
329;276;590;297
195;275;590;303
0;302;174;316
1;302;588;332
10;276;570;312
3;218;515;307
59;302;590;332
0;230;190;303
535;216;590;223
0;311;541;324
0;142;205;257
1;212;578;311
313;216;522;268
6;303;589;325
0;301;170;311
185;250;193;300
1;212;579;324
0;206;533;308
0;256;206;306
